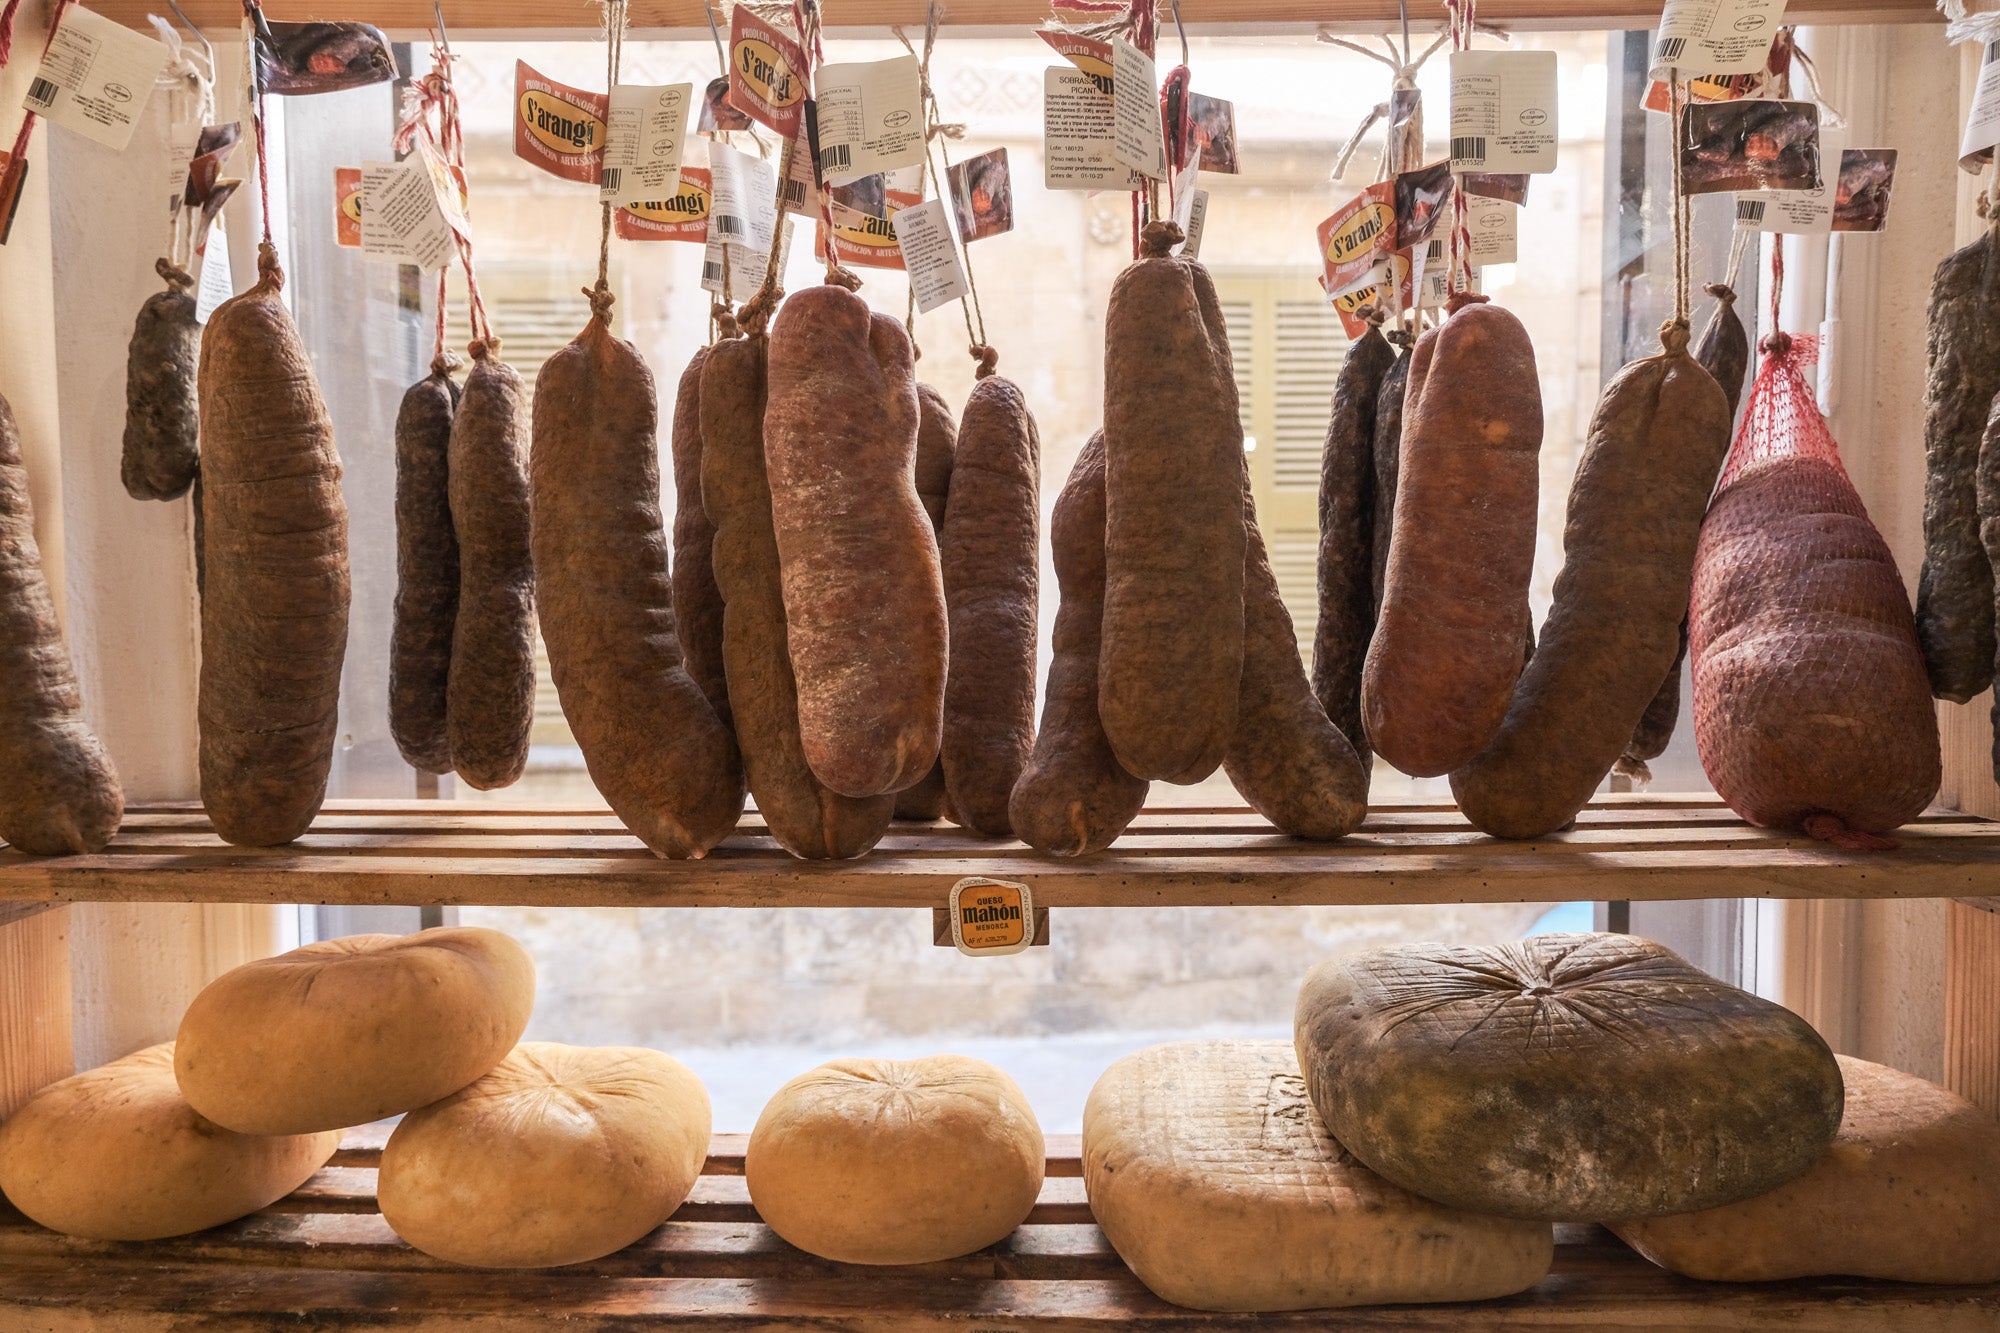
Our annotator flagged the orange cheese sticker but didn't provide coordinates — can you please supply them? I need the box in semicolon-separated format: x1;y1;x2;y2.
726;7;809;137
615;167;712;242
515;60;608;184
1316;179;1396;300
334;167;361;247
1038;29;1114;99
949;877;1034;955
814;187;920;270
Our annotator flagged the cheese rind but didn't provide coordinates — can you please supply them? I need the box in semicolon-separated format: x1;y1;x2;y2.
1084;1040;1552;1311
1613;1055;2000;1283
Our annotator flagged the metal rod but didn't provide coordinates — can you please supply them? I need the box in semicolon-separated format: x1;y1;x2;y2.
1170;0;1189;64
1399;0;1411;63
432;0;450;52
167;0;213;64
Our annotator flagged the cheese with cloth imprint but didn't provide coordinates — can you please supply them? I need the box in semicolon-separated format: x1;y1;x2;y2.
1294;933;1843;1221
1084;1040;1552;1312
379;1043;710;1268
746;1055;1043;1264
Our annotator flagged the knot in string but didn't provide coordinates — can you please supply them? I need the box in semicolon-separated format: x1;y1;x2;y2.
585;283;616;322
1139;220;1184;258
1658;317;1690;356
1386;328;1415;350
824;265;864;293
429;351;461;377
468;336;502;361
1444;291;1488;314
973;344;999;378
1762;330;1794;356
1704;282;1737;304
256;240;284;289
712;303;740;339
738;285;779;336
156;257;194;290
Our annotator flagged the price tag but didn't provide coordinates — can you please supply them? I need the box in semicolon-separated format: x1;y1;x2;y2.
1449;50;1557;174
947;877;1035;957
616;165;712;242
23;5;169;151
514;61;607;184
1735;125;1843;235
707;140;778;255
703;217;792;293
726;6;808;137
1464;197;1519;264
892;196;970;314
601;83;691;206
1044;67;1145;191
1110;37;1166;180
1964;40;2000;171
360;159;454;271
812;56;925;185
194;222;233;323
1650;0;1788;79
781;129;821;217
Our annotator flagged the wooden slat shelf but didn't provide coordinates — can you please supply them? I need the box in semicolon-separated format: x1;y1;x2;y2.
1;797;1998;911
2;1125;1994;1330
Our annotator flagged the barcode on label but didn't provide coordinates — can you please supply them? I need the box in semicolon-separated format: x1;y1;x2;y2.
26;78;58;109
819;142;851;174
1451;136;1486;164
1655;37;1686;64
600;168;621;194
1425;237;1446;261
713;213;745;238
1736;198;1766;222
703;260;723;282
1986;39;2000;65
783;178;806;206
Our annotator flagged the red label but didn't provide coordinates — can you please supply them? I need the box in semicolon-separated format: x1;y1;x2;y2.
334;168;362;247
727;8;809;137
814;187;921;270
615;167;712;242
514;60;608;184
1316;180;1396;300
1038;30;1114;98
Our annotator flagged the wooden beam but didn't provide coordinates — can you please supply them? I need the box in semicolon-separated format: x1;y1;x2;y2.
1946;899;2000;1116
0;909;72;1121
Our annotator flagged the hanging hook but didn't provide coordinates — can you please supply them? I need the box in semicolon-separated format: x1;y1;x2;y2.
1398;0;1411;64
166;0;214;64
1169;0;1189;66
704;0;727;77
432;0;451;54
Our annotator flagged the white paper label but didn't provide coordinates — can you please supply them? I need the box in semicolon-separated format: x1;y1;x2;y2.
1044;67;1145;191
707;139;778;254
25;5;169;151
164;124;198;216
601;82;691;205
1170;161;1200;232
1419;260;1480;310
813;56;925;185
782;130;821;216
892;197;971;314
1650;0;1788;78
359;159;454;272
1463;197;1520;264
702;217;793;295
1963;42;2000;169
1449;50;1558;174
1737;125;1843;234
194;222;233;324
1110;38;1166;180
1182;190;1209;257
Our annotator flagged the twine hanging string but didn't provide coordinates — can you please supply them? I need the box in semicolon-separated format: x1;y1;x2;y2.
703;0;741;333
787;0;863;292
1320;28;1450;181
396;38;492;365
1442;0;1476;296
737;3;829;334
1665;71;1692;347
580;0;630;325
152;13;216;271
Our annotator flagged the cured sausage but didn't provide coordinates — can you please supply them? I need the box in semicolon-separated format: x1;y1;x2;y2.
1313;319;1396;762
1229;481;1368;839
389;362;458;776
940;374;1040;836
895;384;957;820
1010;434;1147;855
0;392;124;854
446;340;536;791
1919;214;2000;703
1369;335;1413;614
122;259;201;502
1363;295;1542;778
1451;323;1732;839
764;284;946;799
670;346;730;728
198;246;349;847
1100;222;1244;783
702;332;893;859
532;300;744;858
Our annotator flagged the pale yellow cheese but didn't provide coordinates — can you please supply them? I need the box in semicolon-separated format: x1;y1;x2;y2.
174;928;536;1135
0;1043;338;1240
1083;1040;1554;1312
746;1055;1045;1265
378;1042;711;1268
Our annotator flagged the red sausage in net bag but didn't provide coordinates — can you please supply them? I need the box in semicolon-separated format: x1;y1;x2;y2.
1689;334;1940;847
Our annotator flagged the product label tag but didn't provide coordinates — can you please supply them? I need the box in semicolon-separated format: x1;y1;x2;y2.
1189;90;1238;173
1963;40;2000;170
1044;66;1145;190
1449;49;1557;174
948;877;1034;956
1181;189;1210;256
601;82;691;205
1642;69;1765;114
1329;250;1410;336
1110;37;1166;180
1735;124;1843;234
165;124;199;216
816;188;920;269
334;166;362;247
194;219;233;323
1038;29;1115;95
514;61;607;184
359;158;454;271
707;139;778;255
726;7;808;137
703;216;791;292
894;196;970;312
1680;99;1821;195
616;165;711;242
1830;147;1896;232
1650;0;1788;78
1461;196;1519;264
812;55;925;184
948;146;1014;241
25;5;168;151
782;128;822;216
1317;180;1397;298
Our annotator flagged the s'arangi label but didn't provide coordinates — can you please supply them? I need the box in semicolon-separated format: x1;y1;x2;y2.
1010;433;1148;855
197;246;350;848
121;259;202;503
1099;223;1245;785
894;383;958;821
702;332;894;860
0;393;125;855
764;284;948;800
531;308;744;858
389;364;460;776
1452;325;1731;840
671;345;732;730
1363;294;1543;779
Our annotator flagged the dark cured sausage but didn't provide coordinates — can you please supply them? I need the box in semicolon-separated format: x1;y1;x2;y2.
1313;320;1396;763
702;332;892;859
0;392;124;854
531;303;743;858
895;384;957;821
1452;323;1731;839
671;346;731;729
389;362;458;776
1010;434;1147;855
764;285;946;800
1369;336;1413;615
197;246;349;848
122;259;201;502
1363;295;1542;778
1100;222;1244;784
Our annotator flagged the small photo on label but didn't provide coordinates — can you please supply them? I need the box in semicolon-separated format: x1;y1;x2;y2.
1190;91;1239;174
699;76;754;134
1679;99;1820;195
1395;160;1455;249
1462;171;1528;206
828;173;888;219
948;147;1014;242
255;21;395;96
1832;148;1896;233
1642;70;1766;114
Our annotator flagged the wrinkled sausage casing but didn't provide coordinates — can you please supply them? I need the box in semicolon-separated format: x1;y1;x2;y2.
122;262;202;503
389;365;459;776
671;345;731;730
895;383;957;821
1314;320;1396;766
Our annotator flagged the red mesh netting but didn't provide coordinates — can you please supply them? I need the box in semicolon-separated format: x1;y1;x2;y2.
1688;334;1940;849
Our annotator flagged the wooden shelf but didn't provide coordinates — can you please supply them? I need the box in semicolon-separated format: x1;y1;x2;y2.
2;1123;1993;1330
1;797;1997;911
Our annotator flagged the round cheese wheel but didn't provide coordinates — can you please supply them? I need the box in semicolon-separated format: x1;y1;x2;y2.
1294;933;1843;1221
0;1044;338;1240
1085;1040;1552;1311
746;1055;1044;1265
1612;1056;2000;1283
174;929;536;1135
378;1043;710;1268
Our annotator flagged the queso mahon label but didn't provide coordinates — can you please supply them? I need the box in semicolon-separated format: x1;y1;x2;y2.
514;60;609;184
948;877;1034;956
